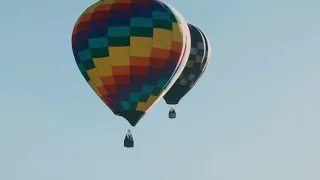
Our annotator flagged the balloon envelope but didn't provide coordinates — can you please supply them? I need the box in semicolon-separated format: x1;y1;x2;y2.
71;0;191;126
163;23;211;105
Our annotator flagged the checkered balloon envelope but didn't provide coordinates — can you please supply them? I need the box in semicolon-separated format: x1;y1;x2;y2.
71;0;191;127
163;23;212;105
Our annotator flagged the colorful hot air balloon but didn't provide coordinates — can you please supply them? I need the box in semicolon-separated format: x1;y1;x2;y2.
163;23;211;118
71;0;191;146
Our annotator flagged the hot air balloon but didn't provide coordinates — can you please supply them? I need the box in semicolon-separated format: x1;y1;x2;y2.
163;23;211;118
71;0;191;147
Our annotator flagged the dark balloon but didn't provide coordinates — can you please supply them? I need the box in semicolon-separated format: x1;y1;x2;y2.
163;23;211;105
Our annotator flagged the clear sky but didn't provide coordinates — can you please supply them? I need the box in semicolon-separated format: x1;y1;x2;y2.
1;0;319;179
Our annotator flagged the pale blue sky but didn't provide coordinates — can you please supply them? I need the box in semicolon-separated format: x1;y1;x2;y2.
1;0;319;179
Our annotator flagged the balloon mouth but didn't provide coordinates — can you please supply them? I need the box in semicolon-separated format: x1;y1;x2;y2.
114;110;146;127
164;100;179;105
